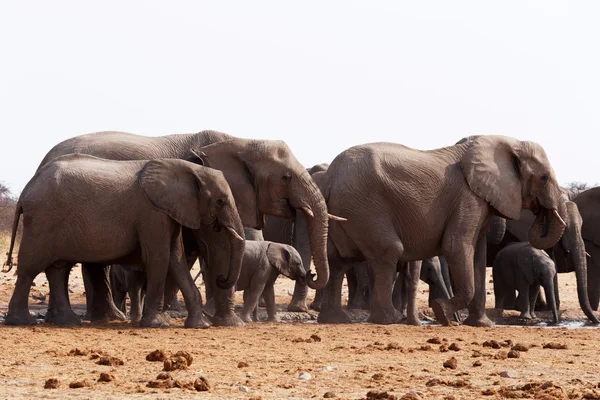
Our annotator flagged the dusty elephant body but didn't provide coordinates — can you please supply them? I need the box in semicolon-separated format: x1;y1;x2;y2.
235;241;305;322
318;135;567;326
493;242;559;323
3;155;245;328
486;197;599;323
35;130;333;326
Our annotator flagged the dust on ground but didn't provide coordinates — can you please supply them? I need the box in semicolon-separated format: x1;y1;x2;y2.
1;246;599;399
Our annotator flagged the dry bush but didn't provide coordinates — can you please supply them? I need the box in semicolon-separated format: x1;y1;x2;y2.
0;182;20;259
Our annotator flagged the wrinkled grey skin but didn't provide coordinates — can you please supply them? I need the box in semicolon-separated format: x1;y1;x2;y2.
110;264;146;322
3;155;245;328
317;136;567;326
493;242;559;323
262;163;329;312
486;196;599;323
235;241;305;322
392;256;458;325
33;130;331;326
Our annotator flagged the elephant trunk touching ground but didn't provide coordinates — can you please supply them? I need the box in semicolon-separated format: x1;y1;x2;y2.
289;170;330;290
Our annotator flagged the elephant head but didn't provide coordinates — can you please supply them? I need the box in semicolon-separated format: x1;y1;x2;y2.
266;242;305;281
459;135;567;250
138;159;246;289
189;139;335;290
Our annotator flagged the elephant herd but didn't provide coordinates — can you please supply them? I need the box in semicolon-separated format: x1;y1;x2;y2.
3;130;599;329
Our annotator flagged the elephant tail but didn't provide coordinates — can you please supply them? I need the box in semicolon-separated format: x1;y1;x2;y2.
2;201;22;273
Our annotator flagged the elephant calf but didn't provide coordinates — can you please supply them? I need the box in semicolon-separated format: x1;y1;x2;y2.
236;241;305;323
493;242;559;323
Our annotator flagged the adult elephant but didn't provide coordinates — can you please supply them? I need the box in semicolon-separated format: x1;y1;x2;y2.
572;187;600;311
317;135;567;326
262;163;330;312
37;130;335;326
486;194;599;323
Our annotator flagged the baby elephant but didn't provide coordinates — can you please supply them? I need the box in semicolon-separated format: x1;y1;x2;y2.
493;242;559;323
236;241;305;323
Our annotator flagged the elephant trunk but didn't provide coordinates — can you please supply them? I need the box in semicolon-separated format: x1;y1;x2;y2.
291;172;329;290
528;201;567;250
487;215;506;245
563;202;599;324
215;210;246;290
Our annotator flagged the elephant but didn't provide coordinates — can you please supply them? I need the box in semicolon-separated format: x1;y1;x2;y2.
492;242;559;323
572;187;600;311
262;163;330;312
316;135;567;326
235;241;305;323
32;130;337;326
110;264;146;322
3;155;246;328
486;195;599;323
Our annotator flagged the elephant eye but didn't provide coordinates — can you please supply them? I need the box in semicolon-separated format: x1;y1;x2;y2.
541;174;549;184
282;172;292;184
216;198;226;208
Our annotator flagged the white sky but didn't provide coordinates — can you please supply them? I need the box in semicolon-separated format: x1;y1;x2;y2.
1;1;599;193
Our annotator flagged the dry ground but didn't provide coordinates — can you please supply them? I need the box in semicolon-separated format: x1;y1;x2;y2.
1;237;600;399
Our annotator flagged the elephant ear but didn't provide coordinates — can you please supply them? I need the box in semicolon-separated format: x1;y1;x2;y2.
139;159;202;229
516;245;536;285
266;243;293;278
460;135;522;220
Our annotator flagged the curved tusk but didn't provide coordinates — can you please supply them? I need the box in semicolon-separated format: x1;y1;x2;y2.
301;206;314;218
586;252;591;258
553;209;566;227
328;213;347;221
225;226;244;241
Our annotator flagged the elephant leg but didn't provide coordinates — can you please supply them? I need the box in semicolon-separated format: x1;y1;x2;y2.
82;264;94;321
405;260;422;326
464;237;494;327
317;249;352;324
84;264;127;322
167;237;210;329
5;250;47;325
241;281;266;323
346;265;358;308
45;263;81;326
287;279;309;312
553;272;561;311
367;259;403;325
348;263;371;310
528;284;540;319
516;281;533;319
542;279;559;324
128;270;146;323
310;288;324;311
264;283;279;322
392;270;405;316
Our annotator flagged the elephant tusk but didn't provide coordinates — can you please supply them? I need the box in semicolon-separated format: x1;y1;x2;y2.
301;206;314;218
225;226;244;241
586;251;591;258
328;213;347;221
553;209;566;227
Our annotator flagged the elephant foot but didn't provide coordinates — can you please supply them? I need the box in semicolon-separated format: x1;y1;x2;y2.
431;299;452;326
405;314;422;326
309;300;321;311
168;298;183;312
287;299;309;313
45;309;82;326
367;306;402;325
518;312;534;320
463;312;494;327
203;298;215;317
5;311;37;326
184;312;212;329
240;314;254;323
139;313;170;328
317;307;352;324
266;314;281;323
211;311;245;327
82;311;92;321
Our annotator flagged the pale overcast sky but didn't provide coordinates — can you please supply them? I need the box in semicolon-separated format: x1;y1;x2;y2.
1;1;599;193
